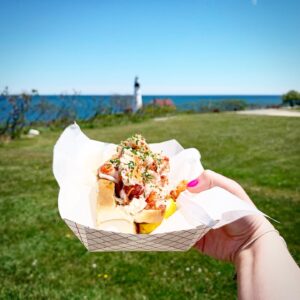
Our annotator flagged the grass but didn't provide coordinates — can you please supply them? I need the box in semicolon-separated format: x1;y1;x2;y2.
0;113;299;299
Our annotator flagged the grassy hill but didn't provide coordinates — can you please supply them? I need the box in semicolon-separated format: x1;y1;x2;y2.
1;113;299;299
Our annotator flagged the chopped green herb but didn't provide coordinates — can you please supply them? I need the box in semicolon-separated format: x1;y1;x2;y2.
127;161;135;170
143;172;154;182
131;149;138;155
110;158;120;165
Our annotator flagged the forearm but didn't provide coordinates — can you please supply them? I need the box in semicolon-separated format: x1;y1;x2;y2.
235;232;300;300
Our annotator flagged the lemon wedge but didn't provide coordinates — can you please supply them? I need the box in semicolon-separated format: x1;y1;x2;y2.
139;222;161;234
139;199;177;234
164;198;176;219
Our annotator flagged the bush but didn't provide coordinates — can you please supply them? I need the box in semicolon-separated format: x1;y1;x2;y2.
196;99;247;113
109;95;132;113
0;87;37;139
141;104;176;116
217;99;247;111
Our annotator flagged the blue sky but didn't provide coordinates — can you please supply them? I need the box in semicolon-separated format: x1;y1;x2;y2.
0;0;299;94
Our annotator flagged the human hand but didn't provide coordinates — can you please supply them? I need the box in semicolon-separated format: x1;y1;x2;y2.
187;170;275;263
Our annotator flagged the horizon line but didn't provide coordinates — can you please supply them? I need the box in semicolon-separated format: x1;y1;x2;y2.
17;93;283;96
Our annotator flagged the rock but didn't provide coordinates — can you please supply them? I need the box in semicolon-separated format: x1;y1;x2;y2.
28;129;40;137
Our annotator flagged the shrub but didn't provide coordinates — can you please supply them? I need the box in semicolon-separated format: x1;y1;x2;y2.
109;95;133;113
0;87;37;139
197;99;247;113
142;104;176;116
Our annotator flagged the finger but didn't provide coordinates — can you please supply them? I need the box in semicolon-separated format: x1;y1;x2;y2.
187;170;253;204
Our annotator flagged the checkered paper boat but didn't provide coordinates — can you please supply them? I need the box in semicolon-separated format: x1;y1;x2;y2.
53;124;263;252
63;219;210;252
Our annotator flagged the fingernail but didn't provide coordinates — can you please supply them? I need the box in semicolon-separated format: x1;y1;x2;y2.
187;179;199;188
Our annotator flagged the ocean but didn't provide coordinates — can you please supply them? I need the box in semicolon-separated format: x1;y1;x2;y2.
144;95;281;108
1;94;282;122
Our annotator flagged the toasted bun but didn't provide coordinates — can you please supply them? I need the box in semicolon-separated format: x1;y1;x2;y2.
97;179;116;209
97;178;164;231
134;209;164;224
98;219;136;234
97;179;136;233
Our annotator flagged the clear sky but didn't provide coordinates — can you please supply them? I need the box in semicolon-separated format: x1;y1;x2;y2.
0;0;299;95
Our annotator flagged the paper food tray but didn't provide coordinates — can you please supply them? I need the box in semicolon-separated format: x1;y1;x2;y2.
64;219;210;252
53;124;264;252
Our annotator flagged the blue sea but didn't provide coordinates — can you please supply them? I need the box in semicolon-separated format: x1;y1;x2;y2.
1;94;282;122
144;95;281;108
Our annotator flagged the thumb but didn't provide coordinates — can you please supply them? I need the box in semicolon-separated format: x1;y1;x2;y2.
187;170;253;205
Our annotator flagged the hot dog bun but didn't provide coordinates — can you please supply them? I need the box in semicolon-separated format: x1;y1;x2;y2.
96;179;136;234
134;209;164;224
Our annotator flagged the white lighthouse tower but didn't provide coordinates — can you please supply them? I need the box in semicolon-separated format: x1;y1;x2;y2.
132;76;143;112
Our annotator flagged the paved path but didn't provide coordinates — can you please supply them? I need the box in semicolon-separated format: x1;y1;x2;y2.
237;109;300;117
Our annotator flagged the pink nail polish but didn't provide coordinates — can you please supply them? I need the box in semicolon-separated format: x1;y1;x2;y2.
187;179;199;187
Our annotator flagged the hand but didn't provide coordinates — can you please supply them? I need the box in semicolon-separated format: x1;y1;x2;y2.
187;170;275;263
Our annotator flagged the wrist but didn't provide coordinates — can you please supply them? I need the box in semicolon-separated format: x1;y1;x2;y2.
235;229;284;267
234;231;293;300
235;229;300;300
233;216;275;264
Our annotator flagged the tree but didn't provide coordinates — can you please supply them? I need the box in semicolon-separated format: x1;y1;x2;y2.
282;90;300;107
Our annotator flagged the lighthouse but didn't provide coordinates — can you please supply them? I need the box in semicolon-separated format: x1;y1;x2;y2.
133;76;143;112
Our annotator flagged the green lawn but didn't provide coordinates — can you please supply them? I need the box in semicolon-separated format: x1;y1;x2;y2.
0;113;299;299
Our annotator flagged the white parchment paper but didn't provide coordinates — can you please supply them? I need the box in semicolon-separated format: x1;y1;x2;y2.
53;123;264;234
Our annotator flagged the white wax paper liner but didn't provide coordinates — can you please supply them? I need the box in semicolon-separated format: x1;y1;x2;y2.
53;123;264;236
